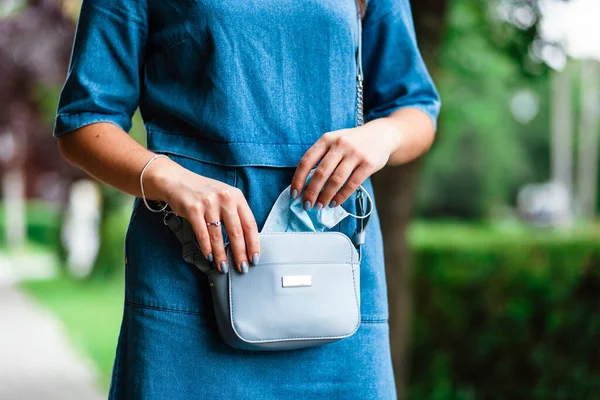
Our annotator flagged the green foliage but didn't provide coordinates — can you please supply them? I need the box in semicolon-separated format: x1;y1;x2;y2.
130;109;147;146
0;201;61;248
408;222;600;399
91;187;131;280
34;83;62;126
417;0;550;219
26;201;62;248
0;0;26;19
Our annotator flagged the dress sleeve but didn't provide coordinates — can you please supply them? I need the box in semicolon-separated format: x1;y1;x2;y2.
361;0;441;128
53;0;148;137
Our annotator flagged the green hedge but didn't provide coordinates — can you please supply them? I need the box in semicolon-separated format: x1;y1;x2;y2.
408;222;600;399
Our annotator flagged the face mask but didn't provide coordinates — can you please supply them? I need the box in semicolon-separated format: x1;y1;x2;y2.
261;168;351;233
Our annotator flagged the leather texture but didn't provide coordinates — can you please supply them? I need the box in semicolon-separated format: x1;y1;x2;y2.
207;232;361;351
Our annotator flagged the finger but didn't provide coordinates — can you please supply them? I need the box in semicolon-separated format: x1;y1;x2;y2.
205;207;228;274
302;151;344;210
317;158;358;208
330;164;371;207
187;209;213;264
221;206;249;274
290;134;334;198
237;201;260;266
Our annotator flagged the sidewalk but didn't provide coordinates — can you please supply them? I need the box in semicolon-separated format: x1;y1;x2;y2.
0;254;104;400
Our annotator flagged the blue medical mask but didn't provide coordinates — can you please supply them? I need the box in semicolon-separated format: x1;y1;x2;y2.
261;169;371;234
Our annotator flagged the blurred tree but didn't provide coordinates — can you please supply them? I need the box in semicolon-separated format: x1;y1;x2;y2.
576;60;599;218
416;0;556;219
0;0;85;256
0;0;137;279
376;0;562;396
0;0;77;186
417;0;531;218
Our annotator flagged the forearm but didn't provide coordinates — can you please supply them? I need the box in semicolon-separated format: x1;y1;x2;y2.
366;107;436;166
57;122;181;202
58;122;260;273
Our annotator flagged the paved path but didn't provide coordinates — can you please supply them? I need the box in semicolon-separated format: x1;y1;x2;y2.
0;256;104;400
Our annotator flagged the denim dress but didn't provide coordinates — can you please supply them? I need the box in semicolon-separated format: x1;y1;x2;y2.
54;0;440;398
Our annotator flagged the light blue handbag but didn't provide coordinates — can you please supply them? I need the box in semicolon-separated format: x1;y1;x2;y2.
164;9;371;351
164;183;372;351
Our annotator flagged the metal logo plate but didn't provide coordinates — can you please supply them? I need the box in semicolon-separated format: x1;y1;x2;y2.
281;275;312;288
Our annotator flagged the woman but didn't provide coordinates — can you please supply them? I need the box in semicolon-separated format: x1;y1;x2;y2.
54;0;440;398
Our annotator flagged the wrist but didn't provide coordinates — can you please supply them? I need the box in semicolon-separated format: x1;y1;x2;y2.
366;118;404;157
142;155;182;204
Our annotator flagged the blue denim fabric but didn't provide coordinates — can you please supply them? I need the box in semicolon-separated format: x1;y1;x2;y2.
54;0;440;167
111;156;396;399
54;0;439;398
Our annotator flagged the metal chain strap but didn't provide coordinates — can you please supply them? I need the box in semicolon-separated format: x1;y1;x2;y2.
356;74;364;127
356;9;364;127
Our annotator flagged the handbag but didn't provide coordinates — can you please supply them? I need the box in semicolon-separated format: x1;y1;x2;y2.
162;8;370;351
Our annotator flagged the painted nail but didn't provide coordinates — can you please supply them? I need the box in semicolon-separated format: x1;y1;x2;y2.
329;200;337;208
241;261;249;274
316;202;323;211
220;261;229;274
291;189;298;199
252;253;260;265
303;200;312;210
207;253;214;262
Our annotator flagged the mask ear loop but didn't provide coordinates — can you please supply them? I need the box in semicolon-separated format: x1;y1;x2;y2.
342;185;373;262
344;185;373;220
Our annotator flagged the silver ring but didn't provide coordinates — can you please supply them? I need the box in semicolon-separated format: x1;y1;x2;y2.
206;221;221;227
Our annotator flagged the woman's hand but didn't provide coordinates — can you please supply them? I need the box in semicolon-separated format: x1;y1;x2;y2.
144;159;259;275
290;123;399;209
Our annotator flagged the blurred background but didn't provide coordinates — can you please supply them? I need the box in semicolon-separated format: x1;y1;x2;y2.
1;0;599;398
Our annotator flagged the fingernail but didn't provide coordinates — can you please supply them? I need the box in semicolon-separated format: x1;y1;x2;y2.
303;200;312;210
329;200;337;208
207;253;214;262
220;261;229;274
252;253;260;265
241;261;249;274
291;189;298;199
316;202;323;211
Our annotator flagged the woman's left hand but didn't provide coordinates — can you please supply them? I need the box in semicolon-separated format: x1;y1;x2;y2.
290;124;399;209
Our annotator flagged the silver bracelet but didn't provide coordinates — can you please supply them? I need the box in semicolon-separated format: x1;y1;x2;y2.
140;154;169;213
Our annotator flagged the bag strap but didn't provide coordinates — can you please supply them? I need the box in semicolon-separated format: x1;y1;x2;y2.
356;8;364;128
163;4;369;269
351;185;371;260
350;8;369;259
163;212;213;274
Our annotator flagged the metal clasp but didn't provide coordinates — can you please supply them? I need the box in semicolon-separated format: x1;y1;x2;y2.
163;210;176;225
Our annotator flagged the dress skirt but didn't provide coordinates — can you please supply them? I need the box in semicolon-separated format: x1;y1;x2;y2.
108;153;397;400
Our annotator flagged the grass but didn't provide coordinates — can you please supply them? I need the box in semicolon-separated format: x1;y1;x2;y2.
22;274;125;390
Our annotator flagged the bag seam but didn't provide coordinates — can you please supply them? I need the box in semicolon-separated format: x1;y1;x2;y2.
125;299;385;322
125;300;389;325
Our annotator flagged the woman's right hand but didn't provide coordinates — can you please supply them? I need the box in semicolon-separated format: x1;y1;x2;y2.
144;157;260;275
